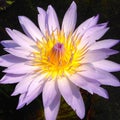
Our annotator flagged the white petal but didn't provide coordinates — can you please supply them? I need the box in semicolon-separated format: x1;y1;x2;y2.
0;54;26;67
94;68;120;87
37;7;47;35
47;5;60;34
6;28;35;49
68;73;99;94
26;73;46;96
17;93;26;109
79;24;109;48
78;64;106;80
18;16;43;41
57;77;72;105
20;74;46;105
0;74;25;84
74;15;99;37
1;40;19;48
23;85;43;105
92;60;120;72
43;79;58;107
90;85;109;99
4;47;31;59
79;65;120;87
62;1;77;35
6;28;35;51
57;78;85;119
11;74;34;96
71;86;85;119
89;39;120;50
3;62;38;74
13;29;36;45
82;48;118;63
44;93;60;120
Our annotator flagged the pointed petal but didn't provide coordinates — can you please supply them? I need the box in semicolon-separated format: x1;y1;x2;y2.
62;1;77;35
79;24;109;48
78;64;106;80
94;68;120;87
43;80;58;107
68;73;98;94
82;48;118;63
11;74;33;96
44;93;61;120
57;77;72;105
1;40;19;48
79;65;120;87
24;85;43;105
90;85;109;99
0;74;25;84
47;5;60;34
74;15;99;37
18;16;43;41
26;73;46;96
4;47;31;59
3;62;38;74
37;7;47;35
92;60;120;72
13;29;36;45
17;93;26;109
89;39;120;50
6;28;36;51
0;54;26;67
71;86;85;119
58;78;85;119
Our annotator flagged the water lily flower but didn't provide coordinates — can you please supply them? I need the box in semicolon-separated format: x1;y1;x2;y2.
0;1;120;120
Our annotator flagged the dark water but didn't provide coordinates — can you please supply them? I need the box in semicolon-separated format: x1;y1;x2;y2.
0;0;120;120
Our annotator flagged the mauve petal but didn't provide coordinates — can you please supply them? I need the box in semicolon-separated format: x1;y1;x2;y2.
11;75;33;96
18;16;43;41
17;93;26;109
91;85;109;99
0;74;25;84
94;68;120;87
73;15;99;37
44;93;61;120
24;85;43;105
78;24;109;48
89;39;120;50
1;40;19;48
37;7;47;35
92;60;120;72
26;73;46;96
6;28;36;52
82;48;118;63
78;64;106;80
67;73;100;94
47;5;60;34
17;75;45;107
4;47;32;59
62;1;77;35
43;79;58;107
69;72;108;98
79;65;120;87
57;77;73;105
3;62;38;74
0;54;26;67
58;77;85;119
71;86;85;119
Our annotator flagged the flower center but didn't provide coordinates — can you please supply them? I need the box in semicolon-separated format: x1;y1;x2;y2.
32;31;88;79
48;42;65;66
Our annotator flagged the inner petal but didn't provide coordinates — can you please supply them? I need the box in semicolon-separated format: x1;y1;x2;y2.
49;42;65;66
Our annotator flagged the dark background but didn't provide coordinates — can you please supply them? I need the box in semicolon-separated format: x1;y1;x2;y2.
0;0;120;120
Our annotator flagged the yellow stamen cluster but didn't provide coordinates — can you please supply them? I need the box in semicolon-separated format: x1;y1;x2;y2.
32;31;88;79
